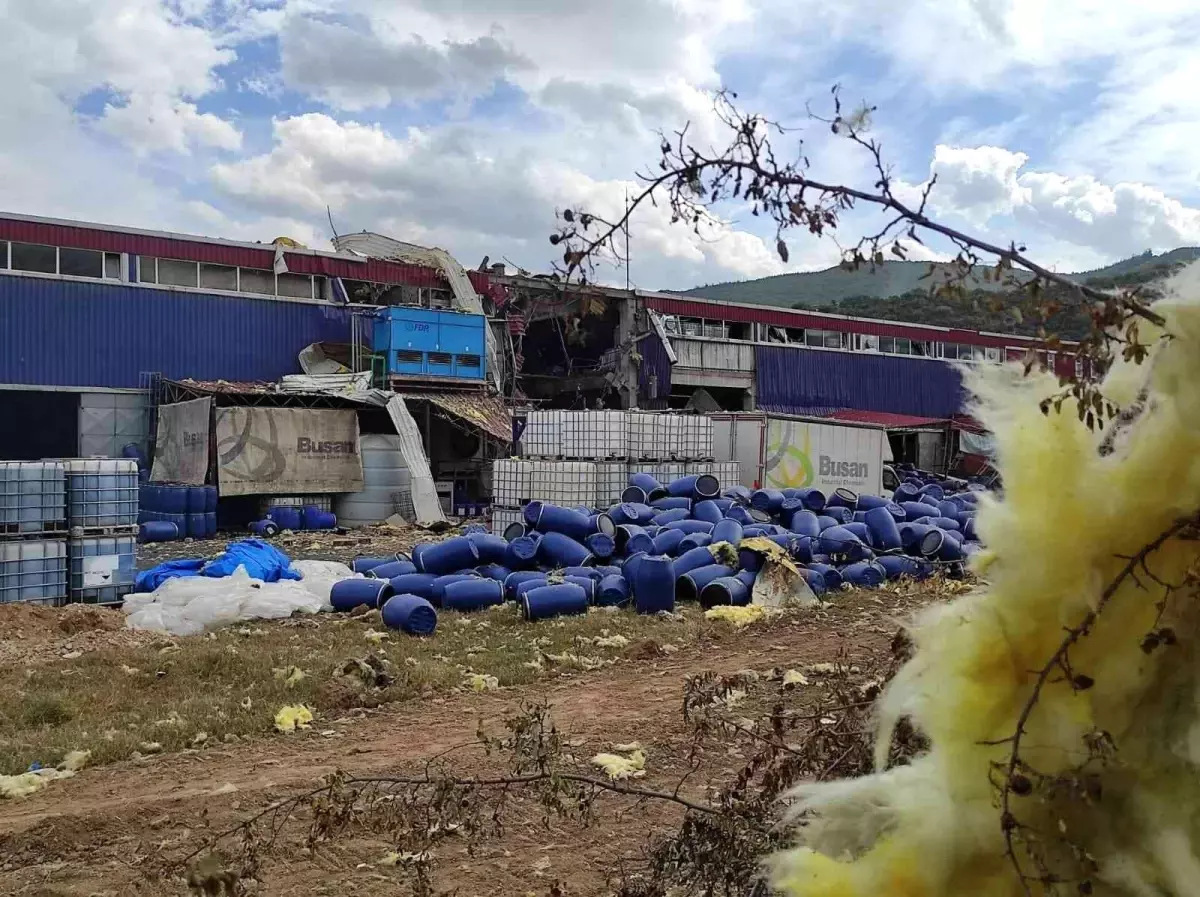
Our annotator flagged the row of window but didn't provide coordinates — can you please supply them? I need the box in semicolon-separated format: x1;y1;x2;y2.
0;241;122;279
137;256;317;300
665;315;1009;363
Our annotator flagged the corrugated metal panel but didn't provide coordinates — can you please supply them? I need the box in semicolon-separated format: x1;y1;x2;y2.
825;409;948;429
638;332;673;407
0;216;491;293
755;344;964;418
405;392;512;442
646;295;1057;351
673;337;754;372
0;277;353;388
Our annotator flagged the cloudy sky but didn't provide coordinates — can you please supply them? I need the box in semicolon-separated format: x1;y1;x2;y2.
2;0;1199;290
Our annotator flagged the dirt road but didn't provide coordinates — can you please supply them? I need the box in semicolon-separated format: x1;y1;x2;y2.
0;598;913;896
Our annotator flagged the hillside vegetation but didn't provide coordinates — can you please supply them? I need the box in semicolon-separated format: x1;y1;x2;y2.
677;248;1200;339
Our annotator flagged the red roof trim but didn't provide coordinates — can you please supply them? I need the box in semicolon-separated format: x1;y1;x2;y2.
0;215;490;294
825;409;949;429
645;294;1075;351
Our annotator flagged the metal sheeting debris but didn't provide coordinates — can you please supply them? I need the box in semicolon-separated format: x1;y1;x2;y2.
385;396;446;525
405;392;512;443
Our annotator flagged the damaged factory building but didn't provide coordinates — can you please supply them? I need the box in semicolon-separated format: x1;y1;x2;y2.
0;209;1068;558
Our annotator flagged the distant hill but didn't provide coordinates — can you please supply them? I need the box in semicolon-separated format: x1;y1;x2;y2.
678;248;1200;309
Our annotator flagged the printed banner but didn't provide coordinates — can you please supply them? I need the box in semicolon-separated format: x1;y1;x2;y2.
150;398;212;485
763;417;883;495
214;407;363;496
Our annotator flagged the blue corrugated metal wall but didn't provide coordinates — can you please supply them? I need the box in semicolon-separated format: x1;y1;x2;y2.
0;276;353;388
755;345;964;418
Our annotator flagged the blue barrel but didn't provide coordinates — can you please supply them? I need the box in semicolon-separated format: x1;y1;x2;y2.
818;526;871;562
381;594;438;635
513;577;550;602
785;534;815;562
673;545;717;578
691;500;724;525
919;483;945;501
431;574;480;606
652;528;687;555
468;533;510;565
677;564;735;602
610;503;655;526
723;484;752;504
793;487;826;511
589;514;617;536
816;515;839;531
856;494;889;511
826;487;860;511
650;496;692;512
893;483;921;503
204;485;218;513
898;523;933;554
369;560;418;579
163;485;188;514
476;563;512;581
538;532;592;568
788;510;821;538
596;574;629;607
353;556;397;574
711;518;744;546
678;533;713;552
443;578;504;612
522;583;589;621
186;512;206;539
302;507;337;530
936;500;962;521
183;486;206;514
877;556;930;581
693;474;720;500
737;546;763;573
268;505;302;531
204;511;217;538
248;519;279;537
621;485;648;504
628;472;667;502
698;570;756;608
931;529;965;561
781;496;805;517
585;532;616;559
504;570;546;601
898;502;930;520
414;536;480;575
501;521;527;541
632;555;675;614
331;578;392;612
564;575;597;603
522;500;546;528
865;507;903;551
121;443;147;467
962;517;979;541
662;519;714;535
616;525;653;556
807;562;843;590
530;503;594;541
930;516;962;532
562;565;602;580
504;534;542;570
665;475;700;498
651;507;691;526
623;550;647;581
725;505;754;525
842;561;887;588
138;521;179;542
842;522;873;544
750;489;785;513
824;506;853;524
387;573;439;600
919;494;941;508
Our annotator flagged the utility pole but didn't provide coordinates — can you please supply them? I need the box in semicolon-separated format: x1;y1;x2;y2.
624;187;631;290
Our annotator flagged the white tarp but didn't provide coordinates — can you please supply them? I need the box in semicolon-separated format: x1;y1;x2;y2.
214;407;364;496
385;395;447;525
150;397;212;485
960;430;995;457
763;417;885;496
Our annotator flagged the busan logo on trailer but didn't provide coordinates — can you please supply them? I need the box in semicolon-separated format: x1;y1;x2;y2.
297;437;355;457
819;455;869;480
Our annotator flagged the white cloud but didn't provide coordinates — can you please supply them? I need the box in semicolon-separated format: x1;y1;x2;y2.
211;112;790;285
907;144;1200;262
100;94;243;155
278;16;533;110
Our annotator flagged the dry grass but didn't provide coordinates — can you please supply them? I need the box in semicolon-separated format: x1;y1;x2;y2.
0;603;710;775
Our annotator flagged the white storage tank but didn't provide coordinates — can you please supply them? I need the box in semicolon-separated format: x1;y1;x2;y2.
68;534;135;604
492;459;533;507
0;461;66;534
527;461;597;508
490;507;524;536
560;411;628;459
522;411;562;457
333;434;411;526
626;412;658;460
594;462;628;508
64;459;138;529
0;540;68;605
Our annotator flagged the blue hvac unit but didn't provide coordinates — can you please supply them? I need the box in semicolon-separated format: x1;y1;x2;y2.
372;307;488;382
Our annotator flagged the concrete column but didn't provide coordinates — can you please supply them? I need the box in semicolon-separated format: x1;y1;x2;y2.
618;297;638;409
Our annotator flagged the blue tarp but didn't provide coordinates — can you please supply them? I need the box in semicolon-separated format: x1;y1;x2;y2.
135;539;299;593
202;539;300;582
134;558;206;593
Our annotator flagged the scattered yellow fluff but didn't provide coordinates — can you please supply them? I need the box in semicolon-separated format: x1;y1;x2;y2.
273;705;314;733
705;605;766;628
591;746;647;780
466;673;499;692
0;750;90;800
771;268;1200;897
272;665;306;687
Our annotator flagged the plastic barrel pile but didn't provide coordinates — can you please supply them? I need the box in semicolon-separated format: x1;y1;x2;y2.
326;469;985;636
